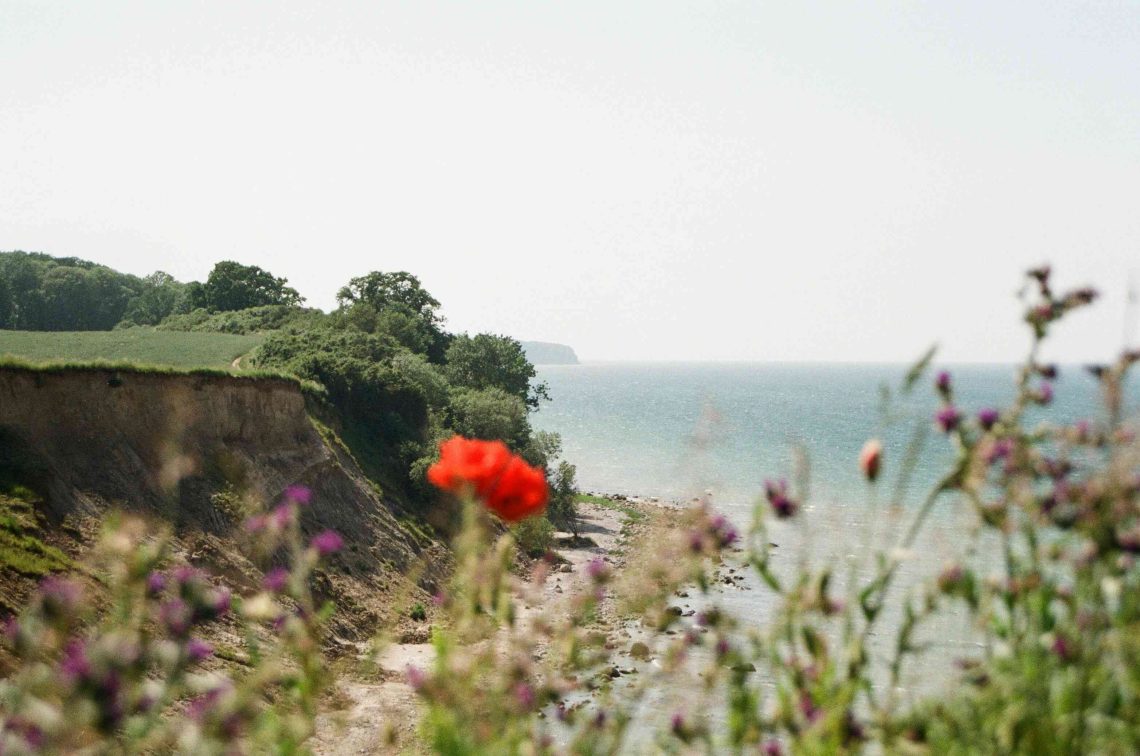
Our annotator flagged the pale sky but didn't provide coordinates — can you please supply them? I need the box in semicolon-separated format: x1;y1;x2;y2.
2;2;1138;362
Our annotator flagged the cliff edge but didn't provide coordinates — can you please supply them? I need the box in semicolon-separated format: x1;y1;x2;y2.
0;365;446;642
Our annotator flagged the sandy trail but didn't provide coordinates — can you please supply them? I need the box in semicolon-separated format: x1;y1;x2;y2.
311;501;633;754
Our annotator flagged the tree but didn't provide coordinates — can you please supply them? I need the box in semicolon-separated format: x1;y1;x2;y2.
336;271;444;328
0;276;10;328
121;271;185;326
201;261;303;312
37;266;134;330
0;253;46;329
444;333;550;410
336;271;450;362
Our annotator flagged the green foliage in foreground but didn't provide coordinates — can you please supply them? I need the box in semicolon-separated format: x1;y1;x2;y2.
0;329;263;369
0;498;334;752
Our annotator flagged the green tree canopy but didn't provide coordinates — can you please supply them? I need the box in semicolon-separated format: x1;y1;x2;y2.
336;271;450;361
201;261;303;313
0;251;142;330
444;333;549;409
336;271;443;326
121;271;188;326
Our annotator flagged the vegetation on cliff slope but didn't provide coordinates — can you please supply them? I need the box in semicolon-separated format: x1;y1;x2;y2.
1;252;577;526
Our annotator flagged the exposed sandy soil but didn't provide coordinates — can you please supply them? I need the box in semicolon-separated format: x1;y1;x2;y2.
310;499;662;754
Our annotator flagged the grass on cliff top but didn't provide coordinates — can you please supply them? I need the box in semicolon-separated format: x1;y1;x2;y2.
0;355;330;400
0;329;263;369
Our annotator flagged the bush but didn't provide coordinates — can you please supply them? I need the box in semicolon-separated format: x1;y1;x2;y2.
511;515;555;558
546;461;581;538
447;387;530;449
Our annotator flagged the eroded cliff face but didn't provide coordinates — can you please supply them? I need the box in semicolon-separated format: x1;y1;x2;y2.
0;366;446;641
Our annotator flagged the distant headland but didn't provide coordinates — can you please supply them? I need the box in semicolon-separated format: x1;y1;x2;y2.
520;341;579;365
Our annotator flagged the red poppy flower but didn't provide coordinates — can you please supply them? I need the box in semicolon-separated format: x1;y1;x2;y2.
427;436;548;521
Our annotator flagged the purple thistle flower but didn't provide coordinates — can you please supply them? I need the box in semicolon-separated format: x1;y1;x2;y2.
207;587;231;618
263;567;289;593
762;740;784;756
985;438;1014;465
977;408;1000;431
187;684;230;722
310;530;343;556
513;682;536;710
58;638;91;683
708;513;739;547
135;690;159;715
1074;419;1092;441
1051;633;1074;662
271;503;295;529
670;711;686;736
145;571;167;598
799;691;821;723
405;665;426;691
1116;527;1140;554
243;514;268;533
160;599;193;637
38;577;83;620
8;719;44;750
936;406;962;433
283;484;312;506
764;479;797;519
186;637;214;663
431;591;446;607
687;530;705;553
585;557;610;582
173;565;205;589
935;371;952;396
1036;382;1054;405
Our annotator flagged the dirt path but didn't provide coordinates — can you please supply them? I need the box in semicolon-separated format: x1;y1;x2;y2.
310;501;638;754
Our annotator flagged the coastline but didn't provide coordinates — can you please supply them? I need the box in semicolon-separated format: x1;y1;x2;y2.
312;494;684;754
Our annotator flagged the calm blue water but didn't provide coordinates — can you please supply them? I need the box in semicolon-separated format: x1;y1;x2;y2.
533;362;1119;510
531;362;1137;727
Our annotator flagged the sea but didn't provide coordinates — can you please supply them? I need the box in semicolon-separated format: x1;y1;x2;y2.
532;362;1118;509
530;361;1136;714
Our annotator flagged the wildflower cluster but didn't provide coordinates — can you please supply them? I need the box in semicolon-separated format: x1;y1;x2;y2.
0;486;337;753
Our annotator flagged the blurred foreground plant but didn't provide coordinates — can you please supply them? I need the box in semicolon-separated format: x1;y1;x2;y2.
0;486;337;754
410;267;1139;754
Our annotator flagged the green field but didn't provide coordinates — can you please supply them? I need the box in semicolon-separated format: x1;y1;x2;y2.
0;330;264;369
